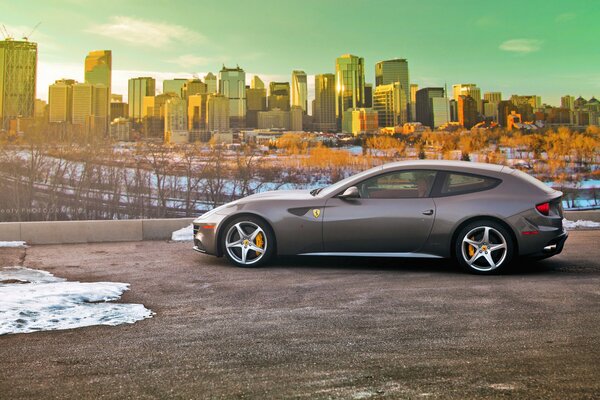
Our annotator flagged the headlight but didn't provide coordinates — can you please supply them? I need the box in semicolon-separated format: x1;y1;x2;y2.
194;201;239;222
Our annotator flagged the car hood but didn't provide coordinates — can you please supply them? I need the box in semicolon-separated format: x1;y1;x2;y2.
237;189;315;203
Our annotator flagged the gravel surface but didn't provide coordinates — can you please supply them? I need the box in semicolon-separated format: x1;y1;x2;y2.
1;231;599;399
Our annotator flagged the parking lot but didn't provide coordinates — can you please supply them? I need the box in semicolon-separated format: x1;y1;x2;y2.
1;230;599;399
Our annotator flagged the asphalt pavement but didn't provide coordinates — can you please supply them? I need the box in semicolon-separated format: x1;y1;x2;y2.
0;231;599;399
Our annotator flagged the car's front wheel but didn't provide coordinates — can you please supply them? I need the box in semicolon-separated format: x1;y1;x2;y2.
221;216;274;267
455;220;514;274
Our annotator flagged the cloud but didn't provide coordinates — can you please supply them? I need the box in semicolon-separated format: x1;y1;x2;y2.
556;12;576;22
168;54;214;68
499;39;542;54
86;16;204;48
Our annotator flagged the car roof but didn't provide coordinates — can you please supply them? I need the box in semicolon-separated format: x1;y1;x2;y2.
381;160;511;175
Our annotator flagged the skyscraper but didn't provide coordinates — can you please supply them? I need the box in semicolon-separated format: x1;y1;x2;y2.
163;78;187;97
48;79;76;123
410;84;419;121
561;95;575;110
484;92;502;103
246;76;267;129
164;97;188;144
268;82;290;111
128;77;156;122
375;59;409;111
182;78;207;100
291;70;308;113
415;87;445;129
373;82;407;128
335;54;365;128
0;39;37;129
207;93;230;132
314;73;336;132
452;84;481;113
458;95;478;129
219;65;246;129
84;50;111;127
188;94;209;140
204;72;217;94
364;83;373;108
251;75;265;89
72;82;108;136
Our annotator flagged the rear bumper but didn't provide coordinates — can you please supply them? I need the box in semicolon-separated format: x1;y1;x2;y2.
525;229;568;259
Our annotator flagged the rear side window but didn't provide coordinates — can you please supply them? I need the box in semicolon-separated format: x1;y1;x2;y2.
440;172;500;196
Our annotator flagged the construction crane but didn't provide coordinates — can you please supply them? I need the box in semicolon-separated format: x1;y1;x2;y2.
1;24;13;40
22;22;41;41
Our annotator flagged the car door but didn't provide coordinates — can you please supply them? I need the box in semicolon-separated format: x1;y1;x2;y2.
322;170;437;253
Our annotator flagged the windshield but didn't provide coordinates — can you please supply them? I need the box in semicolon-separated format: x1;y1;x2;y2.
316;165;384;197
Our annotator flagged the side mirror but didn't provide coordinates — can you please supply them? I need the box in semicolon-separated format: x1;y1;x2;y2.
338;186;360;200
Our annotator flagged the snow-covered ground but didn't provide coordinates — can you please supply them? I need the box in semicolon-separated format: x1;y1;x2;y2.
0;241;27;248
0;267;153;335
172;224;194;241
563;219;600;230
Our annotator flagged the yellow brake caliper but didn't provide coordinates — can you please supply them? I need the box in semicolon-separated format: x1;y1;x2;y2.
254;232;264;256
468;236;476;257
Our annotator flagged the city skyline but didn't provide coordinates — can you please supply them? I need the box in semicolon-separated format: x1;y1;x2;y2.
2;0;599;106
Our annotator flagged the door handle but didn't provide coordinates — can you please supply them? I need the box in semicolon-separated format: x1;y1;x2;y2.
422;209;434;216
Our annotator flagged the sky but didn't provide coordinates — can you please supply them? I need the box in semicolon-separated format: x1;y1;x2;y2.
2;0;599;106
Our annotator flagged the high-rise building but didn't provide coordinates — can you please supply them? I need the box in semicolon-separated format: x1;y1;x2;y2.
291;70;308;113
431;97;450;128
163;78;187;97
314;74;336;132
183;78;207;100
290;106;303;131
268;82;290;111
188;94;208;133
458;95;478;129
409;84;418;121
510;95;542;109
336;54;365;128
142;93;177;138
561;95;575;110
164;97;188;144
0;39;37;129
219;65;246;129
246;82;267;129
364;83;373;108
453;84;481;113
484;92;502;103
375;59;409;111
204;72;217;94
373;82;407;128
84;50;111;129
34;99;46;119
128;77;156;121
415;87;445;129
110;94;127;121
207;93;229;132
48;79;76;123
72;82;108;136
251;75;265;89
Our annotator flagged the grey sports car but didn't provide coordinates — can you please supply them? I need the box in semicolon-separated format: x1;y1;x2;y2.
192;160;568;274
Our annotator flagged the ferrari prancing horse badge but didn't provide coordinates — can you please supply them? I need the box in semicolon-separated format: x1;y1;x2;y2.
312;209;321;218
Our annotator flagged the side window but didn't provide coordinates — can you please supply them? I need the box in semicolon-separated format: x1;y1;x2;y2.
440;172;500;196
358;170;437;199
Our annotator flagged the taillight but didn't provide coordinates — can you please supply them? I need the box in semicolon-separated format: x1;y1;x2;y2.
536;202;550;216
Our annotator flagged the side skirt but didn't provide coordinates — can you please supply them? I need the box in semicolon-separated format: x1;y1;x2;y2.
297;252;443;259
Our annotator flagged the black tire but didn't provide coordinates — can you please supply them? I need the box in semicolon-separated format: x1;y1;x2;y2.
221;216;275;268
454;220;514;274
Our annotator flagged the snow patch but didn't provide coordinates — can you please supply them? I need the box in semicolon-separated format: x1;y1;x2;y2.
0;267;153;335
563;219;600;230
171;224;194;241
0;241;28;248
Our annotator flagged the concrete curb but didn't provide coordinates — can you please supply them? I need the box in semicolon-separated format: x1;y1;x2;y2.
0;218;194;244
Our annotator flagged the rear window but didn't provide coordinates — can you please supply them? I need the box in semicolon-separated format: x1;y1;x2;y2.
511;170;555;194
440;172;500;196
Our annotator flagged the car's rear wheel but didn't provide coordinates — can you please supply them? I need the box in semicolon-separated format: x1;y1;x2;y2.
455;220;514;274
222;216;274;267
